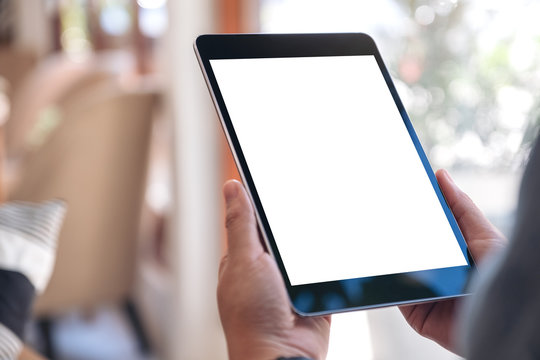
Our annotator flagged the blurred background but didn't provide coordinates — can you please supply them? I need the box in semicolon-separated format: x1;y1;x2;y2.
0;0;538;359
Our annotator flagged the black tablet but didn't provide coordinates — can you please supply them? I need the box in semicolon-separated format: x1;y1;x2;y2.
195;33;475;316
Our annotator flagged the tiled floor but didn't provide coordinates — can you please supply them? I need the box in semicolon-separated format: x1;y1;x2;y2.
29;306;154;360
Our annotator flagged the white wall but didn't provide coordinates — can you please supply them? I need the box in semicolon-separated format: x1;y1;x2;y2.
165;0;227;359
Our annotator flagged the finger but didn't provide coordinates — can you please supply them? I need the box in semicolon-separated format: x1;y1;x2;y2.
223;180;264;260
436;169;506;260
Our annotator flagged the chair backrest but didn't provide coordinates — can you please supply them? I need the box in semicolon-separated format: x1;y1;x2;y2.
5;54;114;158
0;47;37;96
9;80;158;315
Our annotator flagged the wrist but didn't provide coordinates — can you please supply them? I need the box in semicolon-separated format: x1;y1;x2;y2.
227;336;320;360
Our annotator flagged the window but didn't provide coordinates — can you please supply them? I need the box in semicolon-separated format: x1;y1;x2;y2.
259;1;539;358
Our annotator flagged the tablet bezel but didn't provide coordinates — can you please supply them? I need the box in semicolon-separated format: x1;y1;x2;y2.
195;33;475;316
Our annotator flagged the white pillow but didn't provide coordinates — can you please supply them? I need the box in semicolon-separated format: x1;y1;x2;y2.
0;200;66;292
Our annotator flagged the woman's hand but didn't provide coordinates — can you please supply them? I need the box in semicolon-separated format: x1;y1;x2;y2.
217;180;331;360
399;169;507;353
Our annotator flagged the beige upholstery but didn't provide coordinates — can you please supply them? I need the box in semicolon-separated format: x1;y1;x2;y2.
9;80;158;315
5;55;115;158
0;47;36;97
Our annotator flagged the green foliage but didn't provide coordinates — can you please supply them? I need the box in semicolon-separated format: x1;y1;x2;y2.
380;0;540;170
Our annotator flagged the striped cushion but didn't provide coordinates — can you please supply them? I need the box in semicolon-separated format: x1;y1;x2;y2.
0;200;66;292
0;323;22;360
0;199;66;359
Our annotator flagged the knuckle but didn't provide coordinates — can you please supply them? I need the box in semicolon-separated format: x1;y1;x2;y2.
225;206;242;229
225;204;252;230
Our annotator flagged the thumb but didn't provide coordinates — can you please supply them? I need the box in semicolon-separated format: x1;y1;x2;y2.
223;180;264;260
436;169;506;262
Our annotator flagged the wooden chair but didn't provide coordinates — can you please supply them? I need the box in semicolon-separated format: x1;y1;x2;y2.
0;47;37;98
5;54;114;159
9;79;159;358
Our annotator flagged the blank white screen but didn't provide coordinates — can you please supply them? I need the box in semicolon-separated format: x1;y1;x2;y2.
211;56;467;286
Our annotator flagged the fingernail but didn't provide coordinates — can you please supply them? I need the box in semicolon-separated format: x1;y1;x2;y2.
223;180;239;204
